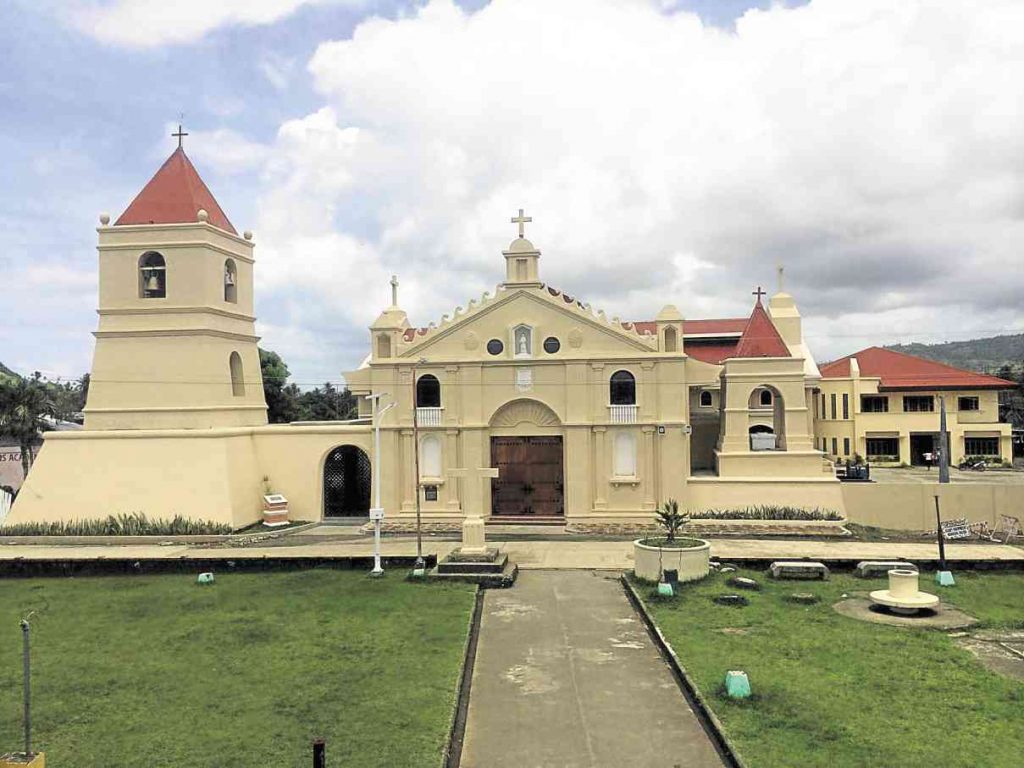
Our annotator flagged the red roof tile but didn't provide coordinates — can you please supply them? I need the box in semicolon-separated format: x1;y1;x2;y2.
684;342;739;364
733;300;790;358
820;347;1016;390
115;147;237;234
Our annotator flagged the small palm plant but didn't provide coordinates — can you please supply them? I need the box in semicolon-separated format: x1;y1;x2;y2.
654;498;689;543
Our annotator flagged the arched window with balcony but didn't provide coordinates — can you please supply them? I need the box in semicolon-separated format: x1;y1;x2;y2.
610;370;636;405
415;373;442;426
224;259;237;303
609;370;637;423
139;251;166;298
416;374;441;407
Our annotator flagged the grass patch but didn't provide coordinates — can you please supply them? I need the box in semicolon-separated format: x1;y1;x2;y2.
641;569;1024;767
690;505;843;521
0;570;475;767
0;512;232;536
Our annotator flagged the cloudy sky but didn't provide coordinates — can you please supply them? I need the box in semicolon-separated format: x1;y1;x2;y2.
2;0;1023;387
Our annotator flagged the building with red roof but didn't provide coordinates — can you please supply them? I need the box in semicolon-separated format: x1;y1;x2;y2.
816;346;1014;466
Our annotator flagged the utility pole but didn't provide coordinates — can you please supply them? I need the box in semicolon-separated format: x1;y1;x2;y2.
411;358;428;570
935;396;955;586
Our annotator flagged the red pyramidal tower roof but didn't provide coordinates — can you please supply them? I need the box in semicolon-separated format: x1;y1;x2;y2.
733;299;790;358
115;147;237;234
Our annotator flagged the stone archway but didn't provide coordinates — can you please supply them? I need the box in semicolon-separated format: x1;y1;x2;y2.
487;399;563;518
322;445;371;517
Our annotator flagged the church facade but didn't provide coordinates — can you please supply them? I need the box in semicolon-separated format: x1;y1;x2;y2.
9;146;850;529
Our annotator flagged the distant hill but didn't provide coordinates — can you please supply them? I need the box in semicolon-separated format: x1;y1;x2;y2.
886;334;1024;377
0;361;18;381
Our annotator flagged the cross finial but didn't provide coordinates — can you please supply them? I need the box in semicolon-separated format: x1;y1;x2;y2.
777;263;784;293
752;285;766;303
390;274;399;307
172;123;188;149
511;208;532;239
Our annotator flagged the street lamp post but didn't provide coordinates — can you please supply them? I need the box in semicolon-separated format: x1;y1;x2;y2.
366;392;395;577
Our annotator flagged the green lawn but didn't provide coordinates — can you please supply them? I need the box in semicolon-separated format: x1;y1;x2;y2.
642;569;1024;768
0;569;476;767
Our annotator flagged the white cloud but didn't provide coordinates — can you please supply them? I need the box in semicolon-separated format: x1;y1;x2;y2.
69;0;348;48
237;0;1024;380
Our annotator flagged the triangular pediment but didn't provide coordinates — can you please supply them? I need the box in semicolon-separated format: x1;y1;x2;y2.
397;286;656;360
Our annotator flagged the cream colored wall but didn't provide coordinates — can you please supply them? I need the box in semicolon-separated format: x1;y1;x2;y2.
814;378;1012;463
85;222;267;430
843;482;1024;530
687;477;846;515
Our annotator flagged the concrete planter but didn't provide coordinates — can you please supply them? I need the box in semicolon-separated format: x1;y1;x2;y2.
633;538;711;582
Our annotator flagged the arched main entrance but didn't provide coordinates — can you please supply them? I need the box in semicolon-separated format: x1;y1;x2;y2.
488;399;564;518
322;445;371;517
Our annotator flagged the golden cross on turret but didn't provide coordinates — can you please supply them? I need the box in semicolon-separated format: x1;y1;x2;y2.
511;208;532;239
172;123;188;149
752;285;766;303
390;274;399;307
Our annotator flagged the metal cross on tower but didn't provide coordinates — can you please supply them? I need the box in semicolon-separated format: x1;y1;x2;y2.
511;208;532;238
752;285;766;302
172;124;188;149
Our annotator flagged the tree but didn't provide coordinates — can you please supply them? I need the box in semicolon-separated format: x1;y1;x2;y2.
258;347;358;423
0;373;54;478
259;348;301;423
297;382;357;421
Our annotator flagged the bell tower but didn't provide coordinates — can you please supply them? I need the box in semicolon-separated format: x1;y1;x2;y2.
84;142;268;430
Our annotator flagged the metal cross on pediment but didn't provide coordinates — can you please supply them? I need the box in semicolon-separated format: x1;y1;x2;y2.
752;285;766;302
511;208;532;238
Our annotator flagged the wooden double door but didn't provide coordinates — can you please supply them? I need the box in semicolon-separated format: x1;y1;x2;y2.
490;436;564;517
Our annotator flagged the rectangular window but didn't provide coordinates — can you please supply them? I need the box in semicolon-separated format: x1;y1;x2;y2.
964;437;1000;456
842;394;849;420
958;396;980;412
843;437;851;456
821;393;826;417
866;437;899;460
830;393;837;420
831;437;838;456
861;395;889;413
903;396;934;412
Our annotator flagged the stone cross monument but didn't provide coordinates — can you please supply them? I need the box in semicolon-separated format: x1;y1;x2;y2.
447;465;499;555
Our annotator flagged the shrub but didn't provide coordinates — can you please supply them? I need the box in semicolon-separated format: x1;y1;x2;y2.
0;512;232;536
690;505;842;521
654;498;689;542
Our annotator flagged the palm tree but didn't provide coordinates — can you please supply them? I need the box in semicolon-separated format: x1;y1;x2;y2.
0;374;53;479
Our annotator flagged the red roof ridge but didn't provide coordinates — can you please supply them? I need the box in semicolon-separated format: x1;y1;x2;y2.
733;300;790;358
115;147;237;234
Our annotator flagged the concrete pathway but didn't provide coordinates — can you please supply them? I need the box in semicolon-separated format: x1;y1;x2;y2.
1;536;1019;568
460;571;725;768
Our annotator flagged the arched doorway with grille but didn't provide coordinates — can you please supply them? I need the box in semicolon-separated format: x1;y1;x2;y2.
322;445;371;518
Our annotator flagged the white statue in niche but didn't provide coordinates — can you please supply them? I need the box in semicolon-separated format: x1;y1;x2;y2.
515;326;531;357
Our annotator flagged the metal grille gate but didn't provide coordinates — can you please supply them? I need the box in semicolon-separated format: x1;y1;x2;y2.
323;445;372;517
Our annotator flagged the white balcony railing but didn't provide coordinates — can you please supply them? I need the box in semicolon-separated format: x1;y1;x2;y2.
416;407;443;426
609;404;638;424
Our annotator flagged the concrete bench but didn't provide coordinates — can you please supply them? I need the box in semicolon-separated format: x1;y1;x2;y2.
768;561;829;580
855;561;917;579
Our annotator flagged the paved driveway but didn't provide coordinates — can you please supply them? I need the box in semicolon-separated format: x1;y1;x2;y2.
460;571;726;768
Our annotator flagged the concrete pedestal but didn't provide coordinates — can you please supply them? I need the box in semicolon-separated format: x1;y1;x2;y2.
869;569;939;614
461;515;487;555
